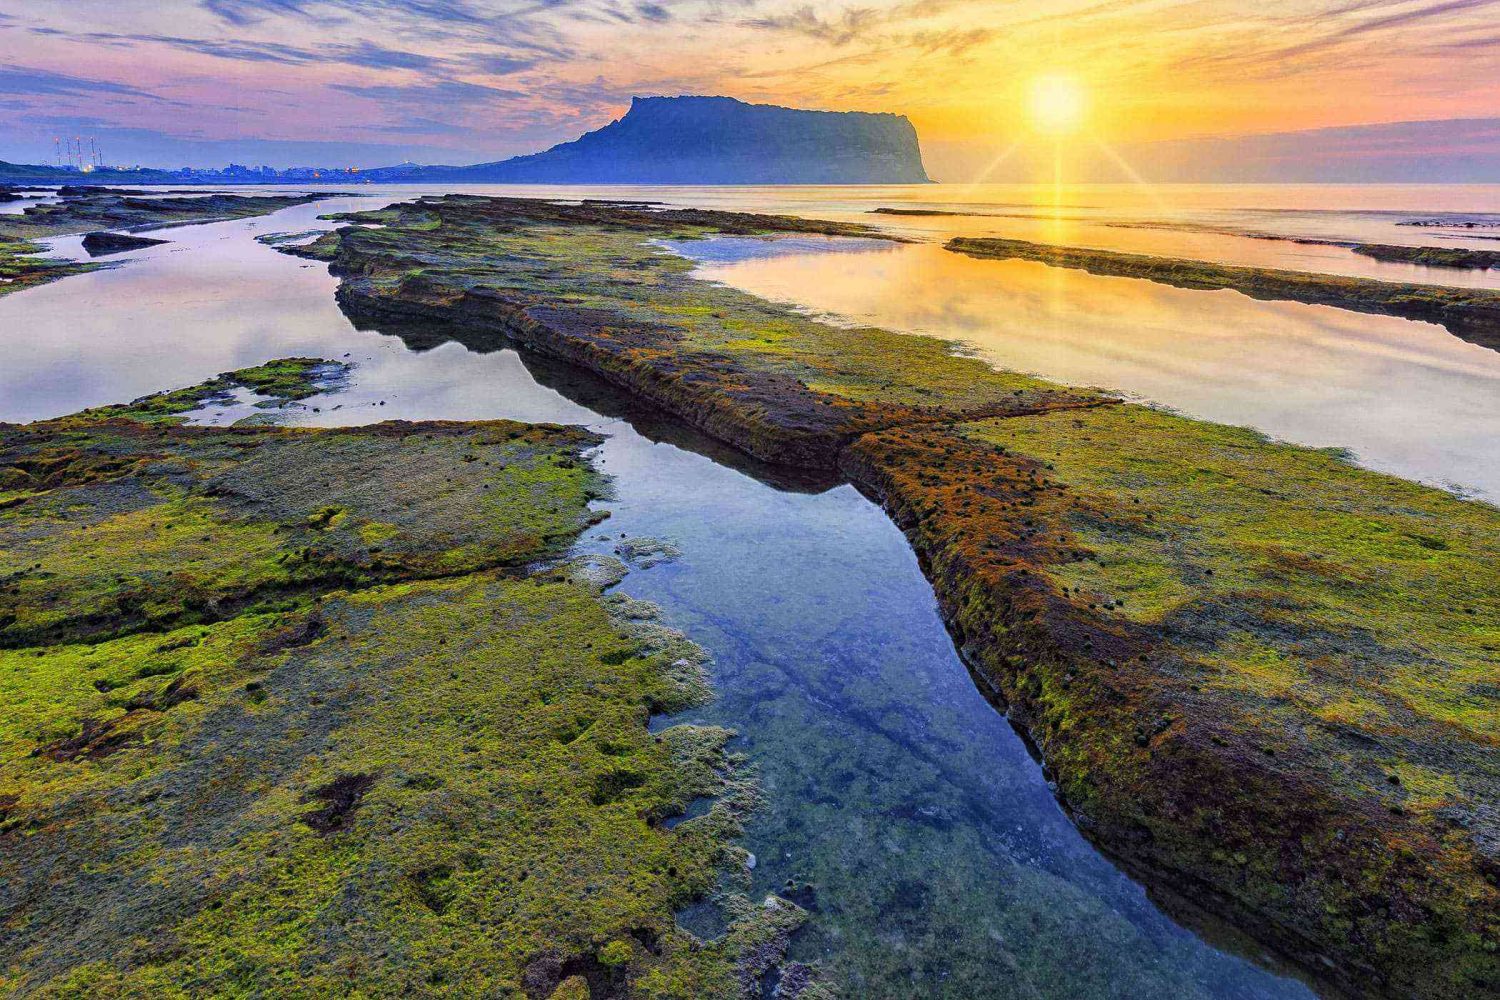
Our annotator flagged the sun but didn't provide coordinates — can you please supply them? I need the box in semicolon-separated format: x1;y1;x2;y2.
1024;73;1088;135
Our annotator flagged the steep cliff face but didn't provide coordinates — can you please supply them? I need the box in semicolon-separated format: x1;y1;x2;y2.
426;96;931;184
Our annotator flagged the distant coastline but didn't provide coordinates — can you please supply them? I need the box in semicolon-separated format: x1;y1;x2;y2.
1;95;931;187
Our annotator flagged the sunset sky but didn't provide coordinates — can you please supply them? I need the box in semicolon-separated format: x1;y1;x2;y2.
1;0;1497;180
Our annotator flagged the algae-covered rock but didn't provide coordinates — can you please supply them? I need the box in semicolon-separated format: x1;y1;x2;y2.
0;362;812;998
0;191;339;242
0;238;100;297
294;195;1094;467
841;407;1500;1000
80;231;169;257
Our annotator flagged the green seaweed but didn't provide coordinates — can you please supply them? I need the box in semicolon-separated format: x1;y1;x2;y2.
278;194;1500;997
0;239;99;297
1;363;802;997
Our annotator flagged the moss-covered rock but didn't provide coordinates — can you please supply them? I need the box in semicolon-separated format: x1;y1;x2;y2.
298;196;1096;466
0;192;339;242
0;238;99;297
841;408;1500;1000
1;363;804;997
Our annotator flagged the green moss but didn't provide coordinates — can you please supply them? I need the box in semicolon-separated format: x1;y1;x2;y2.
0;192;338;241
1352;243;1500;270
75;358;351;424
960;404;1500;748
1;365;801;995
313;197;1095;418
277;195;1499;997
0;238;98;297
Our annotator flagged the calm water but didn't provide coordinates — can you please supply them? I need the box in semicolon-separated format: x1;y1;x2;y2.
0;197;1325;996
668;235;1500;499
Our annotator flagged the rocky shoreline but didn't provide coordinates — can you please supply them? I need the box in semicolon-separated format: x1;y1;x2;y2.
946;235;1500;353
282;195;1499;1000
0;189;344;298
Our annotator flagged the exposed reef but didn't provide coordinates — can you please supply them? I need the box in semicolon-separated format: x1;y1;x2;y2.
80;231;170;257
286;195;1500;999
0;189;341;299
946;236;1500;352
1351;243;1500;270
0;239;100;298
1;364;811;996
76;357;352;426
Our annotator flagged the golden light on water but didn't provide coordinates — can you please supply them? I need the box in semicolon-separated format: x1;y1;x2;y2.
1024;73;1088;136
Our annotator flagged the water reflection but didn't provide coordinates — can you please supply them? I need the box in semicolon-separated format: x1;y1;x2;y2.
669;238;1500;500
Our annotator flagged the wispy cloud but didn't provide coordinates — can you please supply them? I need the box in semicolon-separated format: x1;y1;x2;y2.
746;6;880;44
330;79;527;104
0;66;163;99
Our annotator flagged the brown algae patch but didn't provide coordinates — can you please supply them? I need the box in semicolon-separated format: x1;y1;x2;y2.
0;362;804;996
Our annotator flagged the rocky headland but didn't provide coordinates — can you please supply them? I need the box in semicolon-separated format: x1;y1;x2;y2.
275;195;1499;1000
383;96;931;186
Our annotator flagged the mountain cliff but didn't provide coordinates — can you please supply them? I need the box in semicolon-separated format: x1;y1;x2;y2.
398;96;931;185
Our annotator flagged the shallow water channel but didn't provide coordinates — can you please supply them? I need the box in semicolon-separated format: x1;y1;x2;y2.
0;200;1317;998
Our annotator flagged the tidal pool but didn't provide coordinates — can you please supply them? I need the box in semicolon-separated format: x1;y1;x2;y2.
667;236;1500;501
0;201;1322;997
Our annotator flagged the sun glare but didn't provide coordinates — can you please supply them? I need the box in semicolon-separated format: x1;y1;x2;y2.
1025;74;1088;135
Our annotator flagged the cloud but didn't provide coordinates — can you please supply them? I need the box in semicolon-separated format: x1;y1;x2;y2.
904;26;992;55
328;41;444;69
364;116;476;135
330;79;526;104
463;53;543;74
0;66;162;99
200;0;489;29
200;0;318;27
637;2;673;21
745;6;879;45
1169;0;1500;78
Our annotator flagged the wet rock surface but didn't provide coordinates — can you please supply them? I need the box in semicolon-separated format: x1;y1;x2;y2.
0;190;340;241
80;230;170;257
